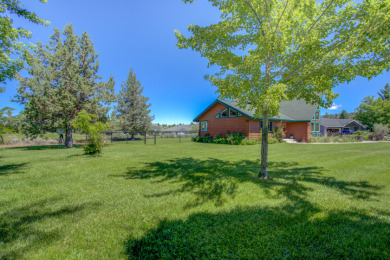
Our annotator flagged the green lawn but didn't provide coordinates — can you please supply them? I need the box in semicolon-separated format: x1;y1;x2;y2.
1;140;389;259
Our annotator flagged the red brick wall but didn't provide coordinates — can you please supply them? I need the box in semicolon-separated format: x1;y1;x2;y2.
196;102;310;142
285;121;311;142
198;102;250;137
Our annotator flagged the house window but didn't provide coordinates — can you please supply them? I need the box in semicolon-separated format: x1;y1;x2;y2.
221;109;228;117
200;121;208;132
229;108;237;117
260;121;273;132
354;126;358;131
315;122;319;132
315;111;320;120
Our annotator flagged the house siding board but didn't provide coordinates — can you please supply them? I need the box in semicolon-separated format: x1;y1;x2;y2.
198;103;249;137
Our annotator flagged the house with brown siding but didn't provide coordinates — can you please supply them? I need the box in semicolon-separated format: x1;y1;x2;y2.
194;99;320;142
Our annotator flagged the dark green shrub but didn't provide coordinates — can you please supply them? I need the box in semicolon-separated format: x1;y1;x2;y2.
268;137;279;144
213;133;228;144
226;131;245;145
240;137;259;145
273;127;284;143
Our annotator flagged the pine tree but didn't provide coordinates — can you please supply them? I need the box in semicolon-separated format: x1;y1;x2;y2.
15;24;115;147
115;68;154;139
378;83;390;100
339;110;348;119
322;112;330;118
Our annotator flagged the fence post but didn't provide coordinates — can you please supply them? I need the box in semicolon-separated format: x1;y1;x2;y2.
154;131;156;145
144;132;147;144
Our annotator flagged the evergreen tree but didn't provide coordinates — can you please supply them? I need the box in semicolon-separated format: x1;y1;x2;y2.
14;24;115;147
115;68;154;139
339;110;348;119
322;112;330;118
378;83;390;101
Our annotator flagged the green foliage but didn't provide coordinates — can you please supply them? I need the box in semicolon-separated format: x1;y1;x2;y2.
273;127;284;143
267;137;279;144
212;133;228;144
0;107;13;144
176;0;390;177
72;110;108;154
240;137;258;145
226;131;246;145
115;68;154;133
374;123;390;136
0;0;48;84
14;24;115;146
355;96;390;129
378;83;390;101
339;110;348;119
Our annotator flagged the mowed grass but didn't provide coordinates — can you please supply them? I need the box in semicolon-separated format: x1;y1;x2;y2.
0;139;389;259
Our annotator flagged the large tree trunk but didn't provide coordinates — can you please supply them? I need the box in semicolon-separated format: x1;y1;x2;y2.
131;132;135;140
260;111;269;179
65;124;73;147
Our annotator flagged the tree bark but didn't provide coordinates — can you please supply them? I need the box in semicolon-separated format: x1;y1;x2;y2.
65;124;73;147
131;132;135;140
260;110;269;179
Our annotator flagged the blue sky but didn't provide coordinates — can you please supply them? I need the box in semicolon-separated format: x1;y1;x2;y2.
1;0;389;123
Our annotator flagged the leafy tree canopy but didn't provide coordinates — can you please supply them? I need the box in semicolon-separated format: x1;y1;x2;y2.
176;0;390;178
0;0;49;85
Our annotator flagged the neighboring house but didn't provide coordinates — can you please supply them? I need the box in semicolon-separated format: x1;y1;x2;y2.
150;126;161;132
162;125;193;135
320;119;365;136
194;99;320;142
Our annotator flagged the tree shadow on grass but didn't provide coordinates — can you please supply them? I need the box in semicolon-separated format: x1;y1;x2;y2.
118;158;381;208
0;197;101;259
126;205;390;259
6;144;83;151
0;163;29;176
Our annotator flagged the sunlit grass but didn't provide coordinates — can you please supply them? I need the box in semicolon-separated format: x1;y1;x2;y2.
1;140;389;258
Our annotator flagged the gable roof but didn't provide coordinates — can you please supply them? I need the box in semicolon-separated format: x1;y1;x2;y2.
194;99;317;122
162;125;193;132
320;118;364;128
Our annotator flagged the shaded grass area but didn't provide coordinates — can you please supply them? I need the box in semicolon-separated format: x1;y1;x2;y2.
0;140;389;258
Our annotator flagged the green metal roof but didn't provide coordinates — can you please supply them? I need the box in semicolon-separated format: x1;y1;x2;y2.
194;99;317;122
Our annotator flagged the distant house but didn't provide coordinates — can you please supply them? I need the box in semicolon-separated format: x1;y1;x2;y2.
193;99;320;142
150;126;161;132
162;125;193;135
320;119;365;136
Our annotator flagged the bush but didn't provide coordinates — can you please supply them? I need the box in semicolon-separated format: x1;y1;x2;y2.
368;134;384;141
240;137;259;145
226;131;246;145
353;130;363;135
84;134;104;154
268;137;279;144
72;110;108;155
273;127;284;143
213;133;228;144
373;123;390;136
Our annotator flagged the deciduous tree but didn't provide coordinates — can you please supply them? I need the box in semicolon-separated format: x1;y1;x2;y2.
0;0;48;86
176;0;390;178
15;24;115;147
